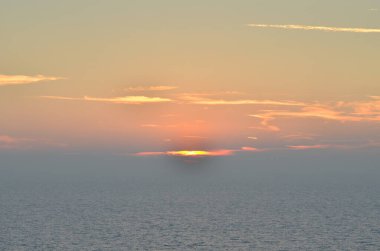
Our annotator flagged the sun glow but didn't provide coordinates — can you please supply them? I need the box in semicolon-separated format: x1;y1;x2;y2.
135;149;234;157
167;150;232;157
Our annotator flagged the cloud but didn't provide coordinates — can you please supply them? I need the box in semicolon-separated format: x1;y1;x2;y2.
343;97;380;116
140;122;204;130
183;96;305;106
248;24;380;33
248;97;380;132
126;85;178;91
0;74;63;86
179;91;243;97
0;135;20;144
288;144;330;150
248;136;258;140
0;134;66;150
240;146;261;152
250;105;380;124
41;95;172;104
286;142;380;151
134;140;380;157
250;115;281;132
282;133;316;140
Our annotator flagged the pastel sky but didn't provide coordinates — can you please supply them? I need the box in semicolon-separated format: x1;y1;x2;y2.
1;0;380;158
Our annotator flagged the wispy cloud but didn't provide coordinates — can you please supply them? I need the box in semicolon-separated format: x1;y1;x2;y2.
179;91;243;97
249;97;380;133
126;85;178;91
248;24;380;33
0;74;63;86
183;96;305;106
41;95;172;104
288;144;330;150
249;114;281;132
286;142;380;151
0;134;66;150
241;146;261;152
250;104;380;125
342;97;380;116
0;135;21;144
248;136;258;140
282;133;316;140
140;122;206;130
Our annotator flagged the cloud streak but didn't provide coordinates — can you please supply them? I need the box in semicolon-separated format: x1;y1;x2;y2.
182;96;305;106
126;85;178;91
248;24;380;33
249;97;380;132
0;134;66;150
41;95;172;104
288;144;330;150
0;74;63;86
250;104;380;128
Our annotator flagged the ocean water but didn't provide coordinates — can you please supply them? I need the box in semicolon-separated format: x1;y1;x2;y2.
1;154;380;250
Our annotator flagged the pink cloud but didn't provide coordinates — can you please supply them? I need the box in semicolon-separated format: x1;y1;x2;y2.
288;144;330;150
0;134;66;150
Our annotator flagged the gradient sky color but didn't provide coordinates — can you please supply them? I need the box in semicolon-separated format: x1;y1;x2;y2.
1;0;380;158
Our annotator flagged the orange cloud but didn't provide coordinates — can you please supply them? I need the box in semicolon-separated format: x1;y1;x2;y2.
345;98;380;116
247;98;380;134
248;24;380;33
178;91;243;98
250;103;380;130
184;96;305;106
0;74;63;86
126;85;178;91
41;95;172;104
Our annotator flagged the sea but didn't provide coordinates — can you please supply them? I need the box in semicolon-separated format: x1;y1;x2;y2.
1;153;380;250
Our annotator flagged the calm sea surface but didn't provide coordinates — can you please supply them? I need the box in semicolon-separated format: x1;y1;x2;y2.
1;154;380;250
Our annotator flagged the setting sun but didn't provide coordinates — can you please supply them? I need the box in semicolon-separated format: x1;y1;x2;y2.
167;150;233;157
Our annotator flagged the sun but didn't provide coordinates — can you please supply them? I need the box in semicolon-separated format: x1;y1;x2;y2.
167;150;210;157
166;150;232;157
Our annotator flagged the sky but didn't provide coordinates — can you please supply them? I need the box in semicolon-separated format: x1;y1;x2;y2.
1;0;380;159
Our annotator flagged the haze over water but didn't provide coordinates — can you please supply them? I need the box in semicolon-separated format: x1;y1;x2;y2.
1;153;380;250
